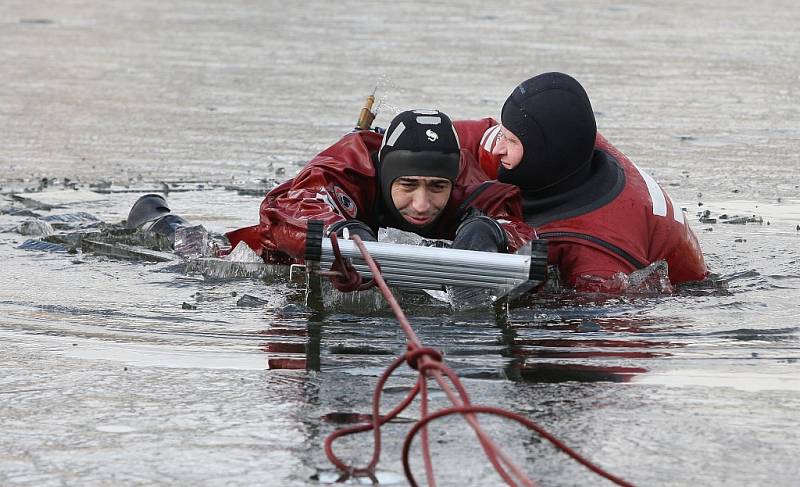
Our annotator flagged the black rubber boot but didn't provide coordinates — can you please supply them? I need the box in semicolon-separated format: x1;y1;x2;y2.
127;194;189;238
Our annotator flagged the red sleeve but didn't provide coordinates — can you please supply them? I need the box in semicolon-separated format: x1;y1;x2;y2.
256;132;382;259
454;119;502;180
454;118;496;155
662;225;708;283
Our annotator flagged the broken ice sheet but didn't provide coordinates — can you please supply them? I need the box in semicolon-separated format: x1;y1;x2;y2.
173;225;211;259
11;189;108;208
18;239;67;253
184;242;287;280
15;219;54;236
226;241;263;262
42;212;101;230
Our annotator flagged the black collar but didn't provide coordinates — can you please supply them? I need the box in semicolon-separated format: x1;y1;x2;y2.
522;149;625;226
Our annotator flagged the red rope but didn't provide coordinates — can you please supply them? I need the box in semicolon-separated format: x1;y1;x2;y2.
322;235;635;487
319;233;376;292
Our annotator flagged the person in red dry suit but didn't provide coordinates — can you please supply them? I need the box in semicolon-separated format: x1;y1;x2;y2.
225;109;535;263
471;72;707;292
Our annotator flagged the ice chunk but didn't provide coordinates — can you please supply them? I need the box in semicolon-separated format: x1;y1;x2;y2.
446;285;499;311
11;189;107;207
226;241;263;262
574;260;673;294
173;225;211;259
181;241;284;279
236;294;270;307
625;260;673;293
378;227;451;247
0;206;41;217
78;226;173;252
15;219;54;236
18;239;67;253
184;258;286;280
318;278;387;312
81;239;176;262
42;212;101;230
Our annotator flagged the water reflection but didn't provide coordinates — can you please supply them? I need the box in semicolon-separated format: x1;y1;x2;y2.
258;320;320;371
510;362;648;383
253;287;693;387
501;330;663;383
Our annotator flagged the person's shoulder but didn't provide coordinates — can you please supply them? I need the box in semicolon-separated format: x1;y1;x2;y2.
594;132;633;171
453;117;497;132
320;129;383;155
304;130;381;175
453;118;499;153
463;179;518;193
457;180;521;209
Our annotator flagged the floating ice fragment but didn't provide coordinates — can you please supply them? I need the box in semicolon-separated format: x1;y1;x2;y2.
446;285;498;311
18;239;67;253
226;241;263;262
15;219;53;236
236;294;270;307
378;227;451;247
0;206;41;217
11;189;107;207
41;212;101;230
173;224;210;259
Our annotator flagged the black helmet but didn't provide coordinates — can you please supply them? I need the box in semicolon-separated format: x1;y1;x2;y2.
377;109;461;233
498;72;597;193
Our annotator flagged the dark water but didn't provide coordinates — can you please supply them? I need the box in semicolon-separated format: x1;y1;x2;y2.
2;188;798;487
2;0;800;486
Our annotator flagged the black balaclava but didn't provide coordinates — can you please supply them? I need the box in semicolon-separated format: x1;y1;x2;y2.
498;72;597;195
377;109;461;235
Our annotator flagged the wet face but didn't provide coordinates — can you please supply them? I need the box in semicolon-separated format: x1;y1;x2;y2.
492;125;524;170
390;176;452;227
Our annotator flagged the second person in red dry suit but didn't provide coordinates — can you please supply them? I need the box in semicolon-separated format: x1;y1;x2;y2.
471;72;707;292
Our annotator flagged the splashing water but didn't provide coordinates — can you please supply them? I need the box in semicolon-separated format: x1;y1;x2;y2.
573;261;674;295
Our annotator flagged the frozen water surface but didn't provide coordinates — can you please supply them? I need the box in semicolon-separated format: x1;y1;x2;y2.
2;0;800;486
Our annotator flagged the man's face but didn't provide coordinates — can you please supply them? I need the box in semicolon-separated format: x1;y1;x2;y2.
390;176;452;227
492;125;524;170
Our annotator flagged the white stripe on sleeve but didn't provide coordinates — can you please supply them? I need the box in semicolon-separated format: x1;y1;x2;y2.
482;125;501;152
633;163;667;217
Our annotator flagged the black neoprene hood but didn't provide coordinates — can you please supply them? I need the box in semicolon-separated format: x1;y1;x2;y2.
376;109;461;233
498;72;597;193
378;109;460;183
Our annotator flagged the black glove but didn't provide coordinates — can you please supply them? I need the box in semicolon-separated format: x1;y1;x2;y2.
452;215;508;253
326;219;378;242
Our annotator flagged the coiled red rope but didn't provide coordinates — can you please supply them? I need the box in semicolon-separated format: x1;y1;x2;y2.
322;234;635;487
317;233;376;292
